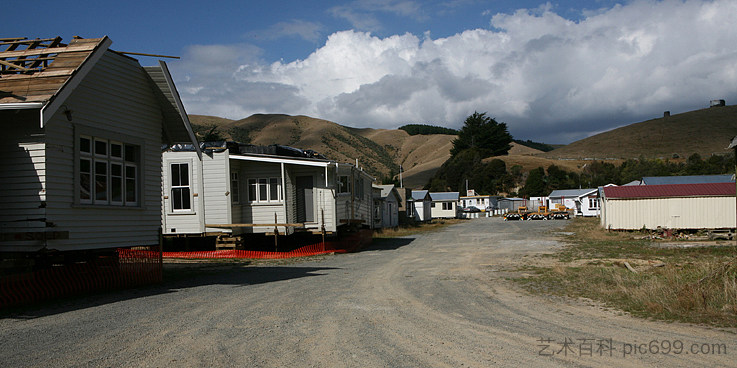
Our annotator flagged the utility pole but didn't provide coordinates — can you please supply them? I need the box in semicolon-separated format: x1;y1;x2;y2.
400;165;403;188
729;136;737;238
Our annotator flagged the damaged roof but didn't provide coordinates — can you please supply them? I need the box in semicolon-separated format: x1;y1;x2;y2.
0;36;109;104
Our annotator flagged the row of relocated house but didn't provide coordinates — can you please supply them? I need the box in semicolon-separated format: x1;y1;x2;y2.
0;36;393;254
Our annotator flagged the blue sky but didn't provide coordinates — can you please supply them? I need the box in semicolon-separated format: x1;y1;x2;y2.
5;0;737;143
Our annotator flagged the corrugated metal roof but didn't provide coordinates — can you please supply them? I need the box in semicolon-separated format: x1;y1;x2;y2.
412;190;429;200
603;183;735;199
375;184;397;199
641;175;734;185
549;188;596;198
430;192;459;201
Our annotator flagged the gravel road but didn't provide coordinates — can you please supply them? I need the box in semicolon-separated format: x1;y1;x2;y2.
1;217;733;367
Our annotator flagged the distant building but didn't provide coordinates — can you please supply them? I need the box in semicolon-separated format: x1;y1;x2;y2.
430;192;460;219
600;183;736;230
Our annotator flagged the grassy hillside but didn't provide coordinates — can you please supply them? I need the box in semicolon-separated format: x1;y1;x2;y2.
543;105;737;159
189;114;451;185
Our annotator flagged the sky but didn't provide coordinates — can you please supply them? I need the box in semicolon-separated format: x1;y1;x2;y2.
5;0;737;143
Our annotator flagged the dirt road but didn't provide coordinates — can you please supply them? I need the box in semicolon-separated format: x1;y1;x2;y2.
0;218;733;367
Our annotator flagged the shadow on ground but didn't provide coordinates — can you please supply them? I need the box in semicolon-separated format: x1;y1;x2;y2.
363;237;415;251
2;265;337;320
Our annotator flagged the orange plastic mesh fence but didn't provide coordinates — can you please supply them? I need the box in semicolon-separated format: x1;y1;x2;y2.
1;247;162;309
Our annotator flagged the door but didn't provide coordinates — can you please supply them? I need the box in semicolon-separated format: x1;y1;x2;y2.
296;176;314;222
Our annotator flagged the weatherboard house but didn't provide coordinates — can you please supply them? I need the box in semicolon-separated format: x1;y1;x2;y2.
0;36;198;252
162;142;375;241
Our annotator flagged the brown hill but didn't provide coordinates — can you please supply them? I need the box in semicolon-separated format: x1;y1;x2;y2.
188;114;453;187
543;105;737;160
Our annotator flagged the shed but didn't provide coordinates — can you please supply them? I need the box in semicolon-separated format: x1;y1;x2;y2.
411;190;432;222
430;192;459;219
374;185;400;228
600;183;736;230
0;36;197;252
395;187;415;224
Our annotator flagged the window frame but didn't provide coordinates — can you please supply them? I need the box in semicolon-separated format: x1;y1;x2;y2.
77;132;140;207
169;161;193;213
247;177;283;204
230;171;240;204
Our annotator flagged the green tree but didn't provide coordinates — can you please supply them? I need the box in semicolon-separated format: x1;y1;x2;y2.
520;167;547;197
450;112;513;158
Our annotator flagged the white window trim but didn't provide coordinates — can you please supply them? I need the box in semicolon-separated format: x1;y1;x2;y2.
169;160;194;214
247;177;283;204
77;131;140;207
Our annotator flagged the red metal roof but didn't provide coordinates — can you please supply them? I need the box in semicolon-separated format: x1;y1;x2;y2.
603;182;736;199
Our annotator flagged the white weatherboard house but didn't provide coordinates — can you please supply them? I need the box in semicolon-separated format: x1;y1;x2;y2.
411;190;433;222
0;36;198;252
430;192;460;219
162;143;375;238
374;184;400;228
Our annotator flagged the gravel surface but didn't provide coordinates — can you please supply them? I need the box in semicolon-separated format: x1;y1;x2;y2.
1;217;733;367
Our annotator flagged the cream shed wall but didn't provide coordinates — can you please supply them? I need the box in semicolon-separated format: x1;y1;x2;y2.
601;196;736;230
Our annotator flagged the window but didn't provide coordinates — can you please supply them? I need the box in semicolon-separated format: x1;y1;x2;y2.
588;197;599;209
442;202;452;211
247;177;282;203
338;175;350;193
170;163;191;211
231;172;239;204
78;135;138;206
431;202;436;208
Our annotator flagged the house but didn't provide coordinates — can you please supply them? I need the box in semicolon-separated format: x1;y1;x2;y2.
460;190;494;211
430;192;459;219
411;190;432;222
600;183;736;230
0;36;198;252
548;189;592;210
374;184;400;228
499;197;527;212
162;142;375;240
395;187;415;224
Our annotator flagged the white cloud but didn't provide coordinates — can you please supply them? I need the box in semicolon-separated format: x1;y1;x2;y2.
174;0;737;143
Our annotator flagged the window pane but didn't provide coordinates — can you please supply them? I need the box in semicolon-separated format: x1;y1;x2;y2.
259;178;267;202
95;140;107;156
111;177;123;202
248;179;257;201
124;145;136;162
95;161;107;201
111;163;123;202
80;137;91;153
171;164;181;187
231;172;239;203
172;188;190;210
110;143;122;158
270;178;278;201
179;163;189;186
80;158;91;201
125;165;137;204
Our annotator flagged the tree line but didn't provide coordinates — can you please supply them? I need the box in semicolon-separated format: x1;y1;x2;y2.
425;112;735;196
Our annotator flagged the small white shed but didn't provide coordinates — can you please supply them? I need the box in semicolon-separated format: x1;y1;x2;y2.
411;190;433;222
374;184;400;228
430;192;459;219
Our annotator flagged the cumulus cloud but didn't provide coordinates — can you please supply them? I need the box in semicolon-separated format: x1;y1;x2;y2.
174;0;737;143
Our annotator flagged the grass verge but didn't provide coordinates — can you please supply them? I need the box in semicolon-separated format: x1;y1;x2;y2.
516;217;737;327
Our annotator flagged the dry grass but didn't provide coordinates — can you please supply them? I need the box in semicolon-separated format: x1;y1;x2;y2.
518;217;737;326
